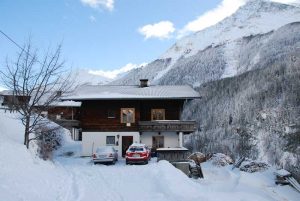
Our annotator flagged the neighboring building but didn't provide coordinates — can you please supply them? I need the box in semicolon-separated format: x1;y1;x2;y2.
0;90;82;140
0;90;30;110
46;101;82;140
62;80;200;157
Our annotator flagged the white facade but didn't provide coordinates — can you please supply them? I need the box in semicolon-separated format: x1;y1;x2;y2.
82;132;140;157
82;131;184;157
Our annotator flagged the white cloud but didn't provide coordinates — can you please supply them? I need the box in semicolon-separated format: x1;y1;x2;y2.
88;63;147;79
271;0;300;3
178;0;300;38
178;0;247;38
80;0;114;11
138;21;175;40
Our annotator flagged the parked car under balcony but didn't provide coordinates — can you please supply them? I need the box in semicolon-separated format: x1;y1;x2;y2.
92;146;118;165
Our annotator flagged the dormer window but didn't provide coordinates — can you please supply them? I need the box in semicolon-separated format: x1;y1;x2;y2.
121;108;135;123
151;109;165;120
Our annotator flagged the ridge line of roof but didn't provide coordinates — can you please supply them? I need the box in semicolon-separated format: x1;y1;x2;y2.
79;84;194;87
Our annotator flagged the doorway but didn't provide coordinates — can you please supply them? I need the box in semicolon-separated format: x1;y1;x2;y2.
122;136;133;157
152;136;164;149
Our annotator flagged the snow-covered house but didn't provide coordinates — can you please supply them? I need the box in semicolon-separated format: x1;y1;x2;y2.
61;79;200;157
0;90;30;110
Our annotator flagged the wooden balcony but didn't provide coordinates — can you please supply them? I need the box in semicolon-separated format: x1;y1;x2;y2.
53;119;80;128
138;120;197;133
48;115;80;128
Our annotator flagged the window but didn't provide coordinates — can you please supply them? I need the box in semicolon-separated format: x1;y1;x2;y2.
120;108;135;123
151;109;165;120
107;109;116;118
106;136;115;145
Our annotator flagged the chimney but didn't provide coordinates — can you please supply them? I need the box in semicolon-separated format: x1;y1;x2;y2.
139;79;149;88
56;90;62;97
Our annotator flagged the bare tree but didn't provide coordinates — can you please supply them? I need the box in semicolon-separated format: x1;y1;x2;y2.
0;41;74;148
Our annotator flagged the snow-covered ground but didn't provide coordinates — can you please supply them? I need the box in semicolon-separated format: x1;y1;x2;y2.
0;110;299;201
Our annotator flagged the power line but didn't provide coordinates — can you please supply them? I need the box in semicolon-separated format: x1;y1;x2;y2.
0;29;38;63
0;30;24;51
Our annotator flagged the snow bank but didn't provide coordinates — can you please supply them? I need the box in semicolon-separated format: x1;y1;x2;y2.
240;160;270;173
0;110;69;201
208;153;234;166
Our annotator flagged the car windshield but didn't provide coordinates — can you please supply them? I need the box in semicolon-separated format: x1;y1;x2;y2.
129;147;144;152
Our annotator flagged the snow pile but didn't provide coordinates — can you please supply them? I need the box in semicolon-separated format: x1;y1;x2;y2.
208;153;234;166
0;111;70;201
240;160;270;173
198;161;300;201
275;169;291;177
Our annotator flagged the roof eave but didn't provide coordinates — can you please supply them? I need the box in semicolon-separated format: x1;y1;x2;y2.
61;97;201;101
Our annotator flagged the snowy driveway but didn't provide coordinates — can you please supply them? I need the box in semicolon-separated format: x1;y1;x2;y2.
52;146;300;201
53;154;205;201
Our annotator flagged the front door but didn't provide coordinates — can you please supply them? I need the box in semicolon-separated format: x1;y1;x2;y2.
122;136;133;157
152;136;164;150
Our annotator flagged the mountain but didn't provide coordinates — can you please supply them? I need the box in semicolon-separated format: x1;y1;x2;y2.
112;0;300;85
72;69;112;85
112;0;300;180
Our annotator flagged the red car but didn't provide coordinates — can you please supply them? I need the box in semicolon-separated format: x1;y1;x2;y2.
125;143;151;165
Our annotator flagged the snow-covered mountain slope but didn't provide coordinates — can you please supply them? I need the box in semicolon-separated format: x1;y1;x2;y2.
72;69;112;85
181;37;300;181
161;0;300;61
112;0;300;85
158;22;300;86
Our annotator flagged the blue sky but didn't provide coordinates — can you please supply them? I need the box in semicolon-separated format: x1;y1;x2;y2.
0;0;223;72
0;0;296;80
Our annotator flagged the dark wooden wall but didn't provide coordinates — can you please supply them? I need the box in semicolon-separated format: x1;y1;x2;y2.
2;95;30;108
140;100;183;121
80;99;184;132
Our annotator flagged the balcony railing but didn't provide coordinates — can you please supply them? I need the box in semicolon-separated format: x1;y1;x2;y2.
48;115;80;128
139;120;197;133
54;119;80;128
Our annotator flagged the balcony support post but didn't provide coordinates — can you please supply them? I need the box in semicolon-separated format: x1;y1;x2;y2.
179;131;183;147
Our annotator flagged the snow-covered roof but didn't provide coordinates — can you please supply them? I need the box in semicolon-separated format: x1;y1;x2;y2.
0;90;29;96
62;85;200;100
49;101;82;107
0;90;11;96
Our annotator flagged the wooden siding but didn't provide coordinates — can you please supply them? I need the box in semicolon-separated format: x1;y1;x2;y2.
80;100;184;132
140;100;183;121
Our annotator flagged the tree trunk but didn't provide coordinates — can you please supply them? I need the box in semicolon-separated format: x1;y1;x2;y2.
24;115;30;149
